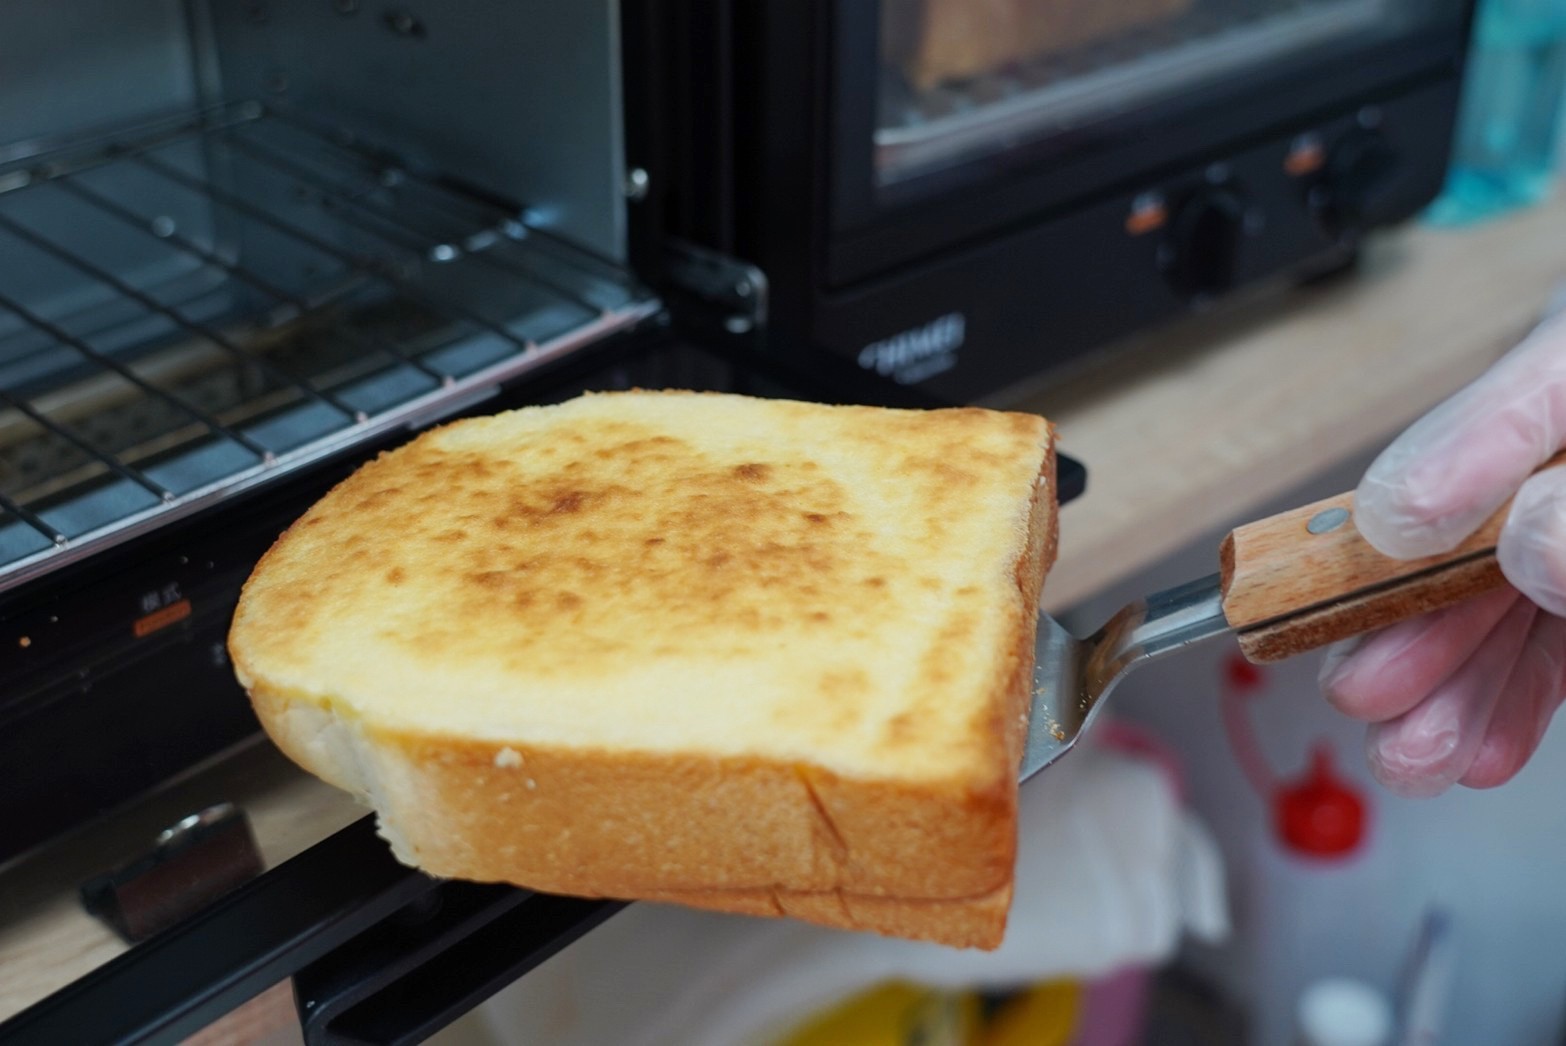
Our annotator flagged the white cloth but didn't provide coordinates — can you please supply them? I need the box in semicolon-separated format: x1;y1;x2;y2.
474;741;1227;1046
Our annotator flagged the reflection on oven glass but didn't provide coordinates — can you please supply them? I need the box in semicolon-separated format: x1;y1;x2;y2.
876;0;1432;182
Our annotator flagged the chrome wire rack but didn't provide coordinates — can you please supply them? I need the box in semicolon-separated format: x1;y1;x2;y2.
0;104;658;592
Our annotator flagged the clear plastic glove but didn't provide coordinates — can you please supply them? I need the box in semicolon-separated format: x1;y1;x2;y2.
1320;307;1566;798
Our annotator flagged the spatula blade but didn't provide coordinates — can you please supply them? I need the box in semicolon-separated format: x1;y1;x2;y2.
1020;574;1230;783
1020;614;1088;782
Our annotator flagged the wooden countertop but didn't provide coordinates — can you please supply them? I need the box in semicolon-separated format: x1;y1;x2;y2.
1012;194;1566;612
3;191;1564;1025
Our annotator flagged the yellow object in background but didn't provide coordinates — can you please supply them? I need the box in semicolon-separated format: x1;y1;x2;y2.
978;981;1082;1046
775;982;982;1046
774;977;1085;1046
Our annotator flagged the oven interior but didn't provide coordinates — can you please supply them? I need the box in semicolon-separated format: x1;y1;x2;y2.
0;0;654;596
876;0;1454;185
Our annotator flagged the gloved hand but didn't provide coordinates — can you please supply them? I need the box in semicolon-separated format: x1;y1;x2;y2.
1319;307;1566;798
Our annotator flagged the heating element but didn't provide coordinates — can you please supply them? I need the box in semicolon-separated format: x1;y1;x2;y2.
0;104;659;594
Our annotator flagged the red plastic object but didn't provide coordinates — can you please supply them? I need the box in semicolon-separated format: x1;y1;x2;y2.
1224;653;1265;693
1220;649;1276;798
1273;744;1367;858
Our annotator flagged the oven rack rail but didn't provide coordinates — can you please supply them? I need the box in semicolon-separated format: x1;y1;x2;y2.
875;0;1384;182
0;104;659;595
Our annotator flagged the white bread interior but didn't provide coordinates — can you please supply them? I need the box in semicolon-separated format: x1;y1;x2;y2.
230;391;1057;948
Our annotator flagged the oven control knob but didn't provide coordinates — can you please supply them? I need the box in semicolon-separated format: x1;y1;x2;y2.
1161;187;1247;301
1312;129;1400;241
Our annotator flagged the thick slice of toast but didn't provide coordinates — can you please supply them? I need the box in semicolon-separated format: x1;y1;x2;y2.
643;881;1014;951
230;391;1057;948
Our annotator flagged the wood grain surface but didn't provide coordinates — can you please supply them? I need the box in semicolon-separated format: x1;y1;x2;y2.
1220;450;1566;662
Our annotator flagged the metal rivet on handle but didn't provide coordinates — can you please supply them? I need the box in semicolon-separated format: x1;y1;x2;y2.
1307;507;1351;534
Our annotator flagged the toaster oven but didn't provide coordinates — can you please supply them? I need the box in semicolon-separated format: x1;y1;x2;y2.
663;0;1476;398
0;0;1466;1040
0;0;677;869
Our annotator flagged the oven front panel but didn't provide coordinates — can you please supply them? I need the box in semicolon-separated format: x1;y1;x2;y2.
867;0;1470;196
815;77;1463;401
702;1;1472;402
828;0;1472;252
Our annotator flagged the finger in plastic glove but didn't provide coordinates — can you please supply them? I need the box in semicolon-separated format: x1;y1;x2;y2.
1354;312;1566;559
1319;585;1521;722
1460;610;1566;789
1364;597;1539;798
1499;466;1566;618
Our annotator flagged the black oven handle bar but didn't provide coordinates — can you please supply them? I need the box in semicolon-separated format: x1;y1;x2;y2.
0;816;618;1046
1;817;428;1045
292;880;624;1045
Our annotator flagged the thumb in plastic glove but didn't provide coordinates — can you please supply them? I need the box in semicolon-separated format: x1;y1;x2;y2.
1321;308;1566;797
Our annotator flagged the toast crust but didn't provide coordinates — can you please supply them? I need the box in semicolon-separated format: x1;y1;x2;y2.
641;881;1015;950
250;687;1019;898
231;392;1057;947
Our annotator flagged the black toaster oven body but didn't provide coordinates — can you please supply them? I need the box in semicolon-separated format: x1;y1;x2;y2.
650;0;1476;401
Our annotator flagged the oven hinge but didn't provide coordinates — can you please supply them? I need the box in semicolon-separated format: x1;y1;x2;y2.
661;240;768;335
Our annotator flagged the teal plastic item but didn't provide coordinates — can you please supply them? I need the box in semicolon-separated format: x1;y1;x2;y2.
1428;0;1566;226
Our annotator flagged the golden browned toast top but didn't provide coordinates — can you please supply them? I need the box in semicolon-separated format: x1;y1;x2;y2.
229;391;1054;781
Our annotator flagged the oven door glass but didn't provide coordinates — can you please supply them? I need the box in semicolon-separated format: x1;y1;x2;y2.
875;0;1468;186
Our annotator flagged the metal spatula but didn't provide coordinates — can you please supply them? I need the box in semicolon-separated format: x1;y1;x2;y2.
1019;454;1566;782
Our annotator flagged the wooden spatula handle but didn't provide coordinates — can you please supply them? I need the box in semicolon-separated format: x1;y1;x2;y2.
1220;452;1566;663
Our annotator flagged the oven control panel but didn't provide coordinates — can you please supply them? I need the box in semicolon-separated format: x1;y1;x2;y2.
810;77;1461;400
1159;180;1253;302
1155;109;1409;306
